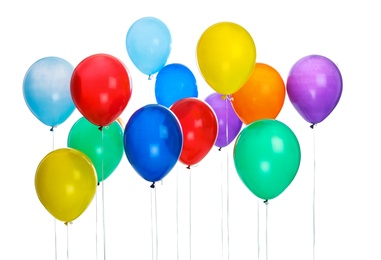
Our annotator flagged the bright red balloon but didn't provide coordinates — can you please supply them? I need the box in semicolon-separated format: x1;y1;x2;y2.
170;98;218;167
71;54;132;127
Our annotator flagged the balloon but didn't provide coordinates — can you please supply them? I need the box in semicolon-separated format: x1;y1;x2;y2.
170;98;218;167
204;93;242;148
71;53;132;127
233;119;301;200
155;63;198;108
231;63;286;125
35;148;97;224
126;17;172;77
196;22;256;95
68;117;124;183
286;55;343;124
124;104;183;183
23;56;75;127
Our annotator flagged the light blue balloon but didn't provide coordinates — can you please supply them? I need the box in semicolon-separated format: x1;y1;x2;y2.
23;56;75;127
155;63;198;108
126;17;172;77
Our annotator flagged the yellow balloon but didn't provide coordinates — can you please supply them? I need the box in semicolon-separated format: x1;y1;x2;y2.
196;22;256;95
35;148;97;224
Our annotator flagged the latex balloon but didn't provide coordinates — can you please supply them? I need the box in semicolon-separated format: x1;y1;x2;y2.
196;22;256;95
231;63;286;125
126;17;172;77
233;119;301;200
35;148;97;224
170;98;218;167
23;56;75;127
205;93;242;148
71;53;132;127
155;63;198;108
124;104;183;183
286;55;343;124
68;117;124;183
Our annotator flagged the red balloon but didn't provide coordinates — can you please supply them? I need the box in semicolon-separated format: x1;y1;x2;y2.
71;54;132;127
170;98;218;167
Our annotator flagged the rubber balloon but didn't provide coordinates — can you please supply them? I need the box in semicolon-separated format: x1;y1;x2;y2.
23;56;75;127
70;53;132;127
196;22;256;95
124;104;183;183
231;63;285;125
35;148;97;224
233;119;301;200
68;117;124;183
286;55;343;124
205;93;242;148
170;98;218;167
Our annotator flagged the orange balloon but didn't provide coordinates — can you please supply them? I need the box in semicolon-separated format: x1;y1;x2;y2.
231;63;285;125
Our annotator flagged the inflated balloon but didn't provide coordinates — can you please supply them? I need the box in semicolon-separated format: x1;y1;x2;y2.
231;63;286;125
233;119;301;200
23;56;75;127
124;104;183;183
170;98;218;167
35;148;97;224
68;117;124;183
286;55;343;124
155;63;198;108
196;22;256;95
205;93;242;148
126;17;172;77
71;53;132;127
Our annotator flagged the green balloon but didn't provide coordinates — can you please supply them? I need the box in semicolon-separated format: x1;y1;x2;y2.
68;117;124;182
233;119;301;200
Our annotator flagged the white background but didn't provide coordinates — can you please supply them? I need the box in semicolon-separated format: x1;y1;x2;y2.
1;1;380;260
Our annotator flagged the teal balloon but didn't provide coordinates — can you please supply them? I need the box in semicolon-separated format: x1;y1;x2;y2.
68;117;124;182
233;119;301;200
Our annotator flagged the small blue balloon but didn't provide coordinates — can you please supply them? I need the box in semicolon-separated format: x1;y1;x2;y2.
23;56;75;127
155;63;198;108
124;104;183;183
126;17;172;77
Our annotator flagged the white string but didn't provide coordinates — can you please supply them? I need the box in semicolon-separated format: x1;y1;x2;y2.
150;184;158;260
225;97;230;260
176;165;179;260
189;167;192;260
265;200;269;260
257;198;260;260
51;127;58;260
312;123;316;260
66;223;70;260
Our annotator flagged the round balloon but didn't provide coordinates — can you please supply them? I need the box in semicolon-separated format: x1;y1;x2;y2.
155;63;198;108
286;55;343;124
231;63;285;125
23;56;75;127
196;22;256;95
70;53;132;127
233;119;301;200
170;98;218;167
68;117;124;183
124;104;183;183
205;93;242;148
35;148;97;224
126;17;172;77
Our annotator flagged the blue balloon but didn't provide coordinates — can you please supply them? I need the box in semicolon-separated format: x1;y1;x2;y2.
155;63;198;108
23;56;75;127
124;104;183;183
126;17;172;77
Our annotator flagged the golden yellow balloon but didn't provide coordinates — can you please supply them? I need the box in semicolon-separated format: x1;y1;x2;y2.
196;22;256;95
35;148;97;224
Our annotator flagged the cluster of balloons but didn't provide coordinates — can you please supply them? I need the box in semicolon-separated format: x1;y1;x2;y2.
23;16;343;223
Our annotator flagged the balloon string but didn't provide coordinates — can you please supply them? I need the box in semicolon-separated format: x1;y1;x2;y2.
51;127;58;260
188;166;192;260
257;198;260;260
150;184;158;260
176;165;179;260
67;223;70;260
264;200;269;260
101;129;106;260
312;124;316;260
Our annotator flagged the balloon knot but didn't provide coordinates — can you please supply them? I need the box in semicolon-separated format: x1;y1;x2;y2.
186;165;191;169
218;147;222;151
310;123;316;129
50;126;56;132
263;199;269;205
98;126;103;131
150;182;155;188
97;182;100;186
148;75;152;80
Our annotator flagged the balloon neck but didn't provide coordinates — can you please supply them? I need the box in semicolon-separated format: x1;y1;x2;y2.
186;165;191;169
218;147;222;151
263;199;269;205
98;126;103;131
64;221;72;226
150;182;155;188
50;126;56;132
310;123;317;129
148;75;152;80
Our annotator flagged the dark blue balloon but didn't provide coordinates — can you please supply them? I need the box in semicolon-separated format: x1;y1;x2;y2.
155;63;198;108
124;104;183;183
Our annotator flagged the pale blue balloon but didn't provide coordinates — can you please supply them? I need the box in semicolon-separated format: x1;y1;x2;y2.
126;17;172;77
23;56;75;127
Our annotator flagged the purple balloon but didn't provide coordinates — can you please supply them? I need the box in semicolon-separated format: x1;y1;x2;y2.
205;93;242;148
286;55;343;124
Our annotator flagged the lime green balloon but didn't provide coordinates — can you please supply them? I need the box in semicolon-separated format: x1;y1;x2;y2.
233;119;301;200
68;117;124;182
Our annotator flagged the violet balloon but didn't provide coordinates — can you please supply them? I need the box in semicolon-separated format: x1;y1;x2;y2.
205;93;242;148
286;55;343;124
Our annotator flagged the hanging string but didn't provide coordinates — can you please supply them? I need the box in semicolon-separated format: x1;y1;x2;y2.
176;165;179;260
311;123;317;260
188;166;192;260
150;182;158;260
66;223;70;260
225;96;231;260
101;128;106;260
51;127;58;260
257;198;260;260
264;199;269;260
